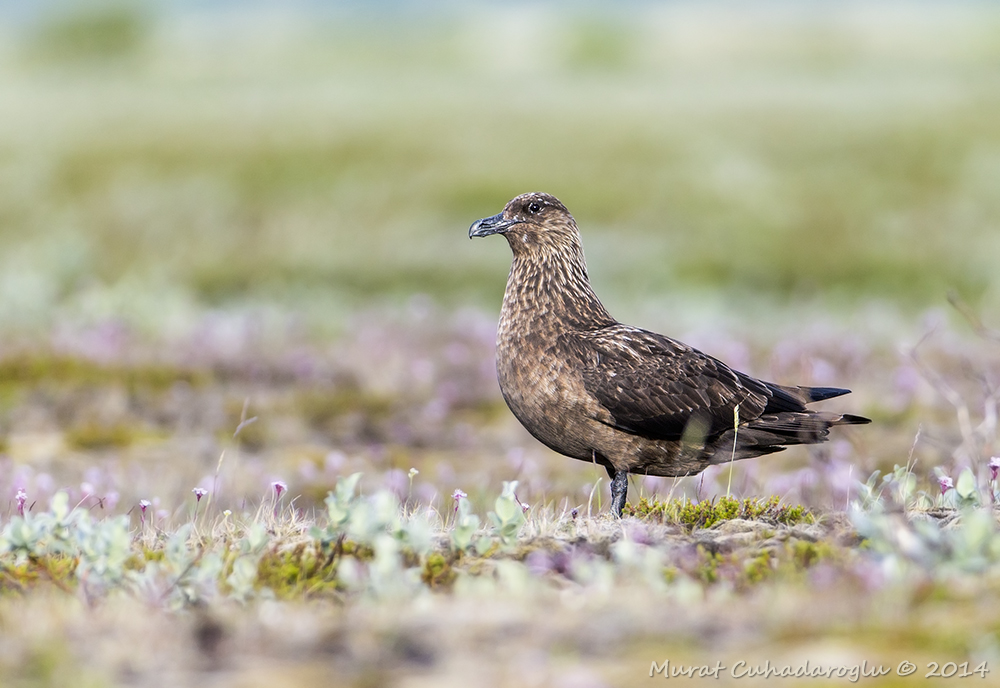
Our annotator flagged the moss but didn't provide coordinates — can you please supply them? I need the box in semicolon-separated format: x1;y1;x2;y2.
420;552;456;590
340;541;375;562
453;398;509;424
0;556;79;594
623;496;677;522
32;555;80;590
0;354;210;395
744;550;775;584
675;537;840;590
693;548;723;585
459;556;493;578
65;423;138;450
625;495;812;529
292;385;401;445
743;496;812;525
123;548;164;572
255;543;341;600
297;387;394;432
678;498;737;529
789;539;834;569
123;554;146;572
399;547;422;570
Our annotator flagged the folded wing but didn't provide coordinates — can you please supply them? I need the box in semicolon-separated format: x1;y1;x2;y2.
568;325;862;449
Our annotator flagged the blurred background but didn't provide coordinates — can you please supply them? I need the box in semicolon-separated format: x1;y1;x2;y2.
1;0;998;517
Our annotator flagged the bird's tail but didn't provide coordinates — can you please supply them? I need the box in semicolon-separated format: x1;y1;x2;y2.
799;386;851;402
708;410;869;465
831;413;871;426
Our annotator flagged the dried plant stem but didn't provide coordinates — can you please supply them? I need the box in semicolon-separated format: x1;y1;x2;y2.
727;404;740;498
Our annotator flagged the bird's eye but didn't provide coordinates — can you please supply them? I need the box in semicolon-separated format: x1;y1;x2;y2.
527;202;541;214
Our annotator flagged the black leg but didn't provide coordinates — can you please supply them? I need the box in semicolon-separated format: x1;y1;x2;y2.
609;468;628;518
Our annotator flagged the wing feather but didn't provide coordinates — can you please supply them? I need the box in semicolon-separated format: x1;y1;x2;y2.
568;325;777;442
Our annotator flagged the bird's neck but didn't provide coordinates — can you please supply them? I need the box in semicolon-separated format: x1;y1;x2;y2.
501;253;616;332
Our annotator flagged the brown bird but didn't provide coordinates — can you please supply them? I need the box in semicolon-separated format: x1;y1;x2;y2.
470;192;870;517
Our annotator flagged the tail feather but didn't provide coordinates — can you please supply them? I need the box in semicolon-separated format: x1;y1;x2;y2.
833;413;871;426
756;382;854;414
801;386;852;402
707;408;869;465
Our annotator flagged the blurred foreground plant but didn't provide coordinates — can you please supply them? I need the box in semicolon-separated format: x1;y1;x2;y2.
4;471;1000;610
852;459;1000;580
487;480;526;548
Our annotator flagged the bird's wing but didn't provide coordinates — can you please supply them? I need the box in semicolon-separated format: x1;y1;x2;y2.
568;325;775;442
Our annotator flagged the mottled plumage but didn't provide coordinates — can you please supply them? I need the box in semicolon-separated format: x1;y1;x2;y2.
470;192;870;516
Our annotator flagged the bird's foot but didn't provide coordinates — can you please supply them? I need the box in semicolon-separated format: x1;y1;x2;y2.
610;469;628;518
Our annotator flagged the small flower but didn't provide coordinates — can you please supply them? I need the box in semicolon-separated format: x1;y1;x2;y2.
452;488;467;513
571;508;579;520
223;509;232;517
408;467;419;479
192;487;208;502
15;488;27;517
139;499;151;512
989;456;1000;482
520;501;530;513
938;475;954;495
271;481;289;517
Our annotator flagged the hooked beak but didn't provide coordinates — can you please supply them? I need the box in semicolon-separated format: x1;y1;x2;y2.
469;212;519;239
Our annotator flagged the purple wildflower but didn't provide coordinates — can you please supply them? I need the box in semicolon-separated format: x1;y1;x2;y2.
139;499;151;524
938;475;954;495
15;488;26;517
990;456;1000;482
271;481;288;517
192;487;207;502
452;488;467;513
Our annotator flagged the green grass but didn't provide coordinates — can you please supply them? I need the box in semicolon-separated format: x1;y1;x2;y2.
2;4;1000;337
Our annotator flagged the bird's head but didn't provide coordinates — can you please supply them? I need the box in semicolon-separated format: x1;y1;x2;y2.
469;192;583;258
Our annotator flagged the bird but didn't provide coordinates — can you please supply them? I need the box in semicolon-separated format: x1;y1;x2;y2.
469;192;870;518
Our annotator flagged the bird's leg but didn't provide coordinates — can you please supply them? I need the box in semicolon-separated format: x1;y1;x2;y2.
607;467;629;518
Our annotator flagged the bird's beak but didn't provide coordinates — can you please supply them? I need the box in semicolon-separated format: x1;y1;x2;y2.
469;212;518;238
